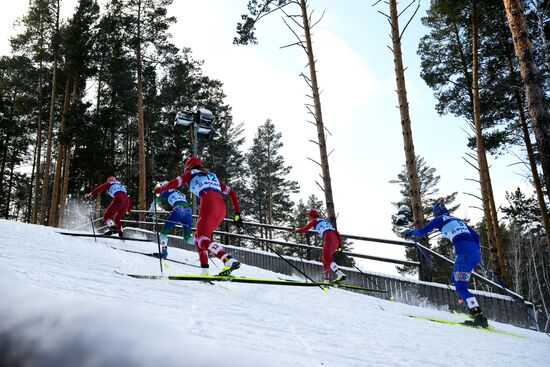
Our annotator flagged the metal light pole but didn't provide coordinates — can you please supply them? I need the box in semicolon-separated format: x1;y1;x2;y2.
174;107;215;217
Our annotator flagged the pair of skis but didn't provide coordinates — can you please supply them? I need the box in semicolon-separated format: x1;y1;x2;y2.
406;314;526;338
57;231;152;243
115;271;389;294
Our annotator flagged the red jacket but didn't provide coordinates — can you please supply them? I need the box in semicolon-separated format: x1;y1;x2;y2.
155;170;240;213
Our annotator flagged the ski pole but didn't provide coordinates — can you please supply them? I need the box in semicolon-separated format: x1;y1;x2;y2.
153;199;164;275
90;214;97;243
411;237;434;269
292;228;308;275
345;253;387;293
239;224;328;293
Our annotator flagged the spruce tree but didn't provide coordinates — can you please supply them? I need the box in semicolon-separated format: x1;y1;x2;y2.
391;156;458;281
242;119;299;236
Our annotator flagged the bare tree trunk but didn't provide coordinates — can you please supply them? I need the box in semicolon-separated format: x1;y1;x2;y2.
529;237;550;330
388;0;430;281
504;0;550;202
472;0;509;285
32;68;45;223
267;139;273;239
32;7;47;224
135;0;146;220
503;31;550;249
529;0;549;67
26;145;36;222
516;93;550;250
49;77;71;227
59;77;79;226
59;145;72;226
299;0;337;228
4;146;18;219
40;0;60;225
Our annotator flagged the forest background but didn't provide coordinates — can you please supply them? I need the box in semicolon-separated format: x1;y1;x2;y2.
0;1;549;330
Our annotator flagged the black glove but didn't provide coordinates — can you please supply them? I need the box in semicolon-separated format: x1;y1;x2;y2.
145;212;153;221
234;213;243;227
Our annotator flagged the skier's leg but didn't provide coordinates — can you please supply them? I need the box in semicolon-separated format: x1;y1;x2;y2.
112;194;129;234
453;252;487;327
323;231;345;281
103;199;118;226
181;207;193;244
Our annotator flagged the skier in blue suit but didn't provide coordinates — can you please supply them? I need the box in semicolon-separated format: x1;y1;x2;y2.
148;184;193;259
403;200;488;327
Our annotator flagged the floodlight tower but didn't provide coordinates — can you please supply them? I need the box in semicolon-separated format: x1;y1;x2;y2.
174;107;215;214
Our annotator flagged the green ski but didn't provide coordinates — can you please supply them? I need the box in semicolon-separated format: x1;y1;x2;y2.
407;314;527;338
115;271;388;293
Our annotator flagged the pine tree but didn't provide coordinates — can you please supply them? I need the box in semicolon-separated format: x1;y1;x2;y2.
390;156;458;281
418;0;512;284
504;0;550;202
49;0;100;226
120;0;177;216
234;0;338;228
0;55;37;220
242;119;299;239
502;187;550;330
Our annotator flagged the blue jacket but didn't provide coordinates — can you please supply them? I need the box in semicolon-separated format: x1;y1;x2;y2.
411;214;480;256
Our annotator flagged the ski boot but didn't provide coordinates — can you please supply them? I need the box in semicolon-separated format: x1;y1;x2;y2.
200;264;210;276
218;256;240;276
102;219;117;236
464;307;488;328
334;269;347;283
103;226;118;236
160;245;168;259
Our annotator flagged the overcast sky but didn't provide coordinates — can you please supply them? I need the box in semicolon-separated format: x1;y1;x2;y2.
0;0;534;274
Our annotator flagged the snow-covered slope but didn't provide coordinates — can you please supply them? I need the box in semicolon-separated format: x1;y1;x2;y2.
0;219;548;366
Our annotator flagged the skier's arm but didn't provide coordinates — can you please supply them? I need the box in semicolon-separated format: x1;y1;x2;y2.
90;182;111;196
296;220;316;233
220;182;241;213
411;217;442;237
155;172;191;194
468;225;480;244
148;192;167;212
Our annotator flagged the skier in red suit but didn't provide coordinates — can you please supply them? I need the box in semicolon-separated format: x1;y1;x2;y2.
154;156;242;276
295;209;347;282
84;176;132;237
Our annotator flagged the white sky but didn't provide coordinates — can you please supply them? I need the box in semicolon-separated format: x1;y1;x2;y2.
1;220;546;366
0;0;535;274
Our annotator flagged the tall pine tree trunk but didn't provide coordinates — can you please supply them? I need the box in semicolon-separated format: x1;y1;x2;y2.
504;0;550;202
389;0;431;281
135;0;146;219
49;77;71;226
32;42;45;224
40;0;60;225
472;0;509;286
509;68;550;250
59;144;72;226
299;0;337;228
59;77;79;226
4;146;18;219
502;12;550;251
32;7;47;224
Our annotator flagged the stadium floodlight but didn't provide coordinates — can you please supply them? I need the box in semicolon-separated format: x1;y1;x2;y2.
174;107;214;136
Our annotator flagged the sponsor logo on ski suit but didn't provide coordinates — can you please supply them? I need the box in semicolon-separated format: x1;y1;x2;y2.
314;218;335;236
189;169;221;196
441;216;471;242
107;182;127;198
165;190;188;207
